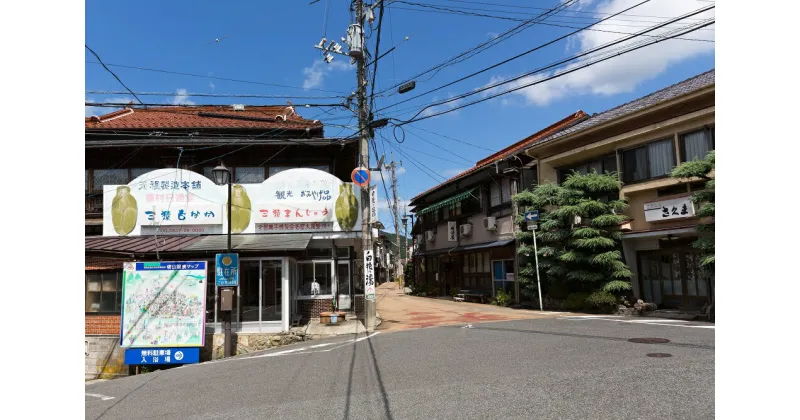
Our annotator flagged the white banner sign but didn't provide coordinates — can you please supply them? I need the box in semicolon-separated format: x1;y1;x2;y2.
643;195;695;222
103;168;362;236
364;249;376;301
369;186;378;224
448;221;457;242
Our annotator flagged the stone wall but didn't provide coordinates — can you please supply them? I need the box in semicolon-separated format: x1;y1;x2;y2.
86;335;128;380
201;331;308;360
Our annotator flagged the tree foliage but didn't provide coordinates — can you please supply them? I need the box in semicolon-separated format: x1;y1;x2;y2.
670;150;715;267
513;171;633;305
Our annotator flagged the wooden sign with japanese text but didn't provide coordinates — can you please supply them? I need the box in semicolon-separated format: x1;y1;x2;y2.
364;249;376;301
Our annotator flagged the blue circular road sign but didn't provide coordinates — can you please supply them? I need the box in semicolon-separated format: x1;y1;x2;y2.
351;167;371;186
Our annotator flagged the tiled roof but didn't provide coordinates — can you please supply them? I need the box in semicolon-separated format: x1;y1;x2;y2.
410;111;588;204
528;69;715;149
85;105;323;131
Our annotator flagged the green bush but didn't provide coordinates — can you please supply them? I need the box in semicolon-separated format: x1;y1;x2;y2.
585;290;618;312
562;292;590;310
493;289;513;307
450;286;461;298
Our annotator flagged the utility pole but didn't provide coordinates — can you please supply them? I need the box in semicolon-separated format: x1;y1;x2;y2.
387;159;401;283
313;0;376;330
354;0;376;331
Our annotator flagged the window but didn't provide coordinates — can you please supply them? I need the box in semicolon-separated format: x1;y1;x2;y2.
85;170;89;192
297;262;332;296
558;155;617;184
235;167;265;183
461;251;491;289
443;201;461;220
680;127;715;162
337;262;351;297
622;139;676;183
492;260;515;297
86;271;122;312
92;169;128;191
130;168;159;181
521;167;537;191
461;189;483;215
490;179;512;207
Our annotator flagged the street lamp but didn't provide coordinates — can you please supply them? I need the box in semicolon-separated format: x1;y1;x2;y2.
211;162;234;358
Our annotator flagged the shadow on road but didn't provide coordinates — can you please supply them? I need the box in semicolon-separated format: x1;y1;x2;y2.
441;324;715;350
341;328;393;420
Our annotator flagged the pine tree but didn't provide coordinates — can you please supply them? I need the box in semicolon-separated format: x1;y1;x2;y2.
513;171;633;311
670;150;715;267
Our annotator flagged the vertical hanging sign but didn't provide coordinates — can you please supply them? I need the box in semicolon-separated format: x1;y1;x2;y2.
364;249;376;301
369;186;378;224
448;221;457;242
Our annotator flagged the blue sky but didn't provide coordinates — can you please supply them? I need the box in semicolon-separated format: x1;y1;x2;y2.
86;0;715;234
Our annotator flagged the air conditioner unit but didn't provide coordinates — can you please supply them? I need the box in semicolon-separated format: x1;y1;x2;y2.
460;224;473;236
425;230;435;242
483;217;497;230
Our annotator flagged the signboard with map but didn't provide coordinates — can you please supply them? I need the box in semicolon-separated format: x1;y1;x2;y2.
120;261;207;348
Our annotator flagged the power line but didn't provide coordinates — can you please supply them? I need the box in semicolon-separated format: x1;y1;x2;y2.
397;17;715;124
393;4;714;122
381;132;447;183
86;90;347;99
375;0;579;96
445;0;705;20
85;60;350;94
85;45;144;105
376;0;654;114
402;126;474;165
85;102;346;109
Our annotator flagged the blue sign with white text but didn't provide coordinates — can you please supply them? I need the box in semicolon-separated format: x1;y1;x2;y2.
124;347;200;365
524;210;539;222
215;253;239;287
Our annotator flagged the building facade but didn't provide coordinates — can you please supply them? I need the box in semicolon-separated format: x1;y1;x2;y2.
409;112;587;302
523;69;715;311
85;104;375;378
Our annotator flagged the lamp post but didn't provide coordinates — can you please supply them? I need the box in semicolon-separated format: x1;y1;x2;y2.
212;162;233;358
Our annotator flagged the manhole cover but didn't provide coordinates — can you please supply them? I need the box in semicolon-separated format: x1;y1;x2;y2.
628;337;670;344
647;353;673;358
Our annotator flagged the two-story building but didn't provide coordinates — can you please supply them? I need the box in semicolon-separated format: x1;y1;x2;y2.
409;111;587;303
85;104;374;378
523;69;715;311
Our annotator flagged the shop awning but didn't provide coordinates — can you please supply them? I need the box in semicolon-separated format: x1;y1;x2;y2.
183;234;313;251
416;188;477;215
415;239;514;256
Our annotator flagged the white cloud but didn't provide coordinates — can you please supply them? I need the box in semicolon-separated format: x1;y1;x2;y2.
377;198;410;212
481;0;714;106
209;82;216;91
487;32;499;39
302;59;352;90
172;88;196;105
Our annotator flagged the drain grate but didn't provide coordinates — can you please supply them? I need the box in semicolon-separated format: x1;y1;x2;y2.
628;337;670;344
647;353;673;358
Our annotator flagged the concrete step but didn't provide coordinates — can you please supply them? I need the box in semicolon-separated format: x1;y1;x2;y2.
640;310;702;321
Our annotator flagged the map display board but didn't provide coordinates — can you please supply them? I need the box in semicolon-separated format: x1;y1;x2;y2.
120;261;207;348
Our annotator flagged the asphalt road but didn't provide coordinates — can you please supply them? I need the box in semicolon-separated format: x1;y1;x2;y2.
86;316;714;420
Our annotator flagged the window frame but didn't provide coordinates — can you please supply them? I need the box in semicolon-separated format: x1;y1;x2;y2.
621;137;677;184
488;178;512;210
85;270;122;313
679;126;715;163
557;154;618;184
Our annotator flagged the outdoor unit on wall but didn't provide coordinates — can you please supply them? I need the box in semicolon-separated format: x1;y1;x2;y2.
460;223;473;236
425;230;435;242
483;216;497;230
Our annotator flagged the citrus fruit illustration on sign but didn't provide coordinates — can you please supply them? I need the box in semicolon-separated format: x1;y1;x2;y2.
111;185;137;235
229;184;251;233
335;183;359;230
222;256;232;266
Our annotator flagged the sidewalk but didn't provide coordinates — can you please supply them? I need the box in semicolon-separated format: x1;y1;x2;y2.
375;282;571;332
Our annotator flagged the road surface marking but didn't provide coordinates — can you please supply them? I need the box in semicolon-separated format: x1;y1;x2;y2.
309;343;336;348
561;316;714;329
86;393;115;401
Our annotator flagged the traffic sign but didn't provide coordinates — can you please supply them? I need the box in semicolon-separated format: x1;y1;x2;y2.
527;223;538;231
351;167;371;187
124;347;200;365
524;210;539;222
215;253;239;287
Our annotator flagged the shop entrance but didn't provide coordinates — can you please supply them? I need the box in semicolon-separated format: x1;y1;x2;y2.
638;248;710;309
